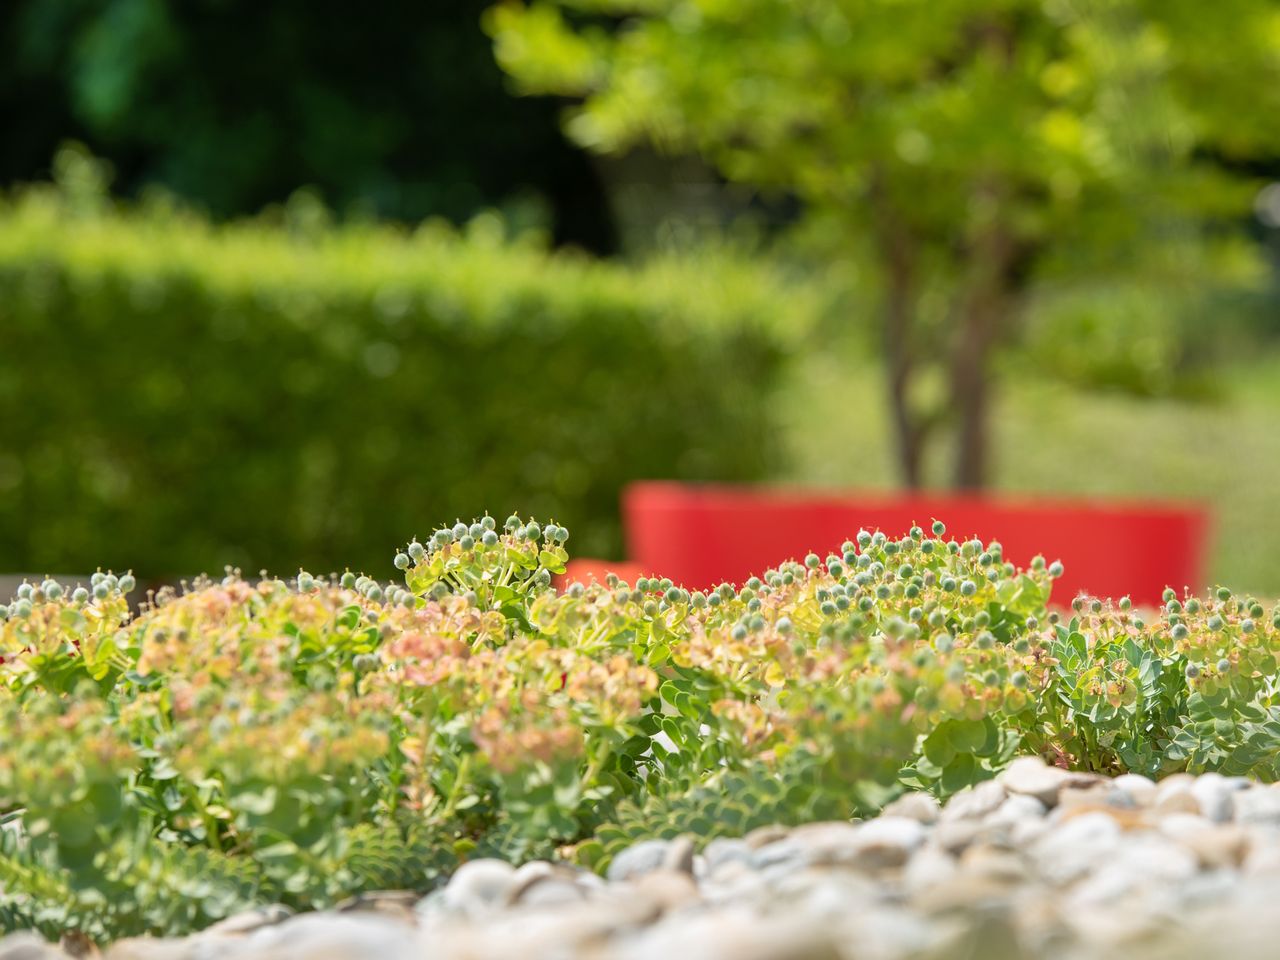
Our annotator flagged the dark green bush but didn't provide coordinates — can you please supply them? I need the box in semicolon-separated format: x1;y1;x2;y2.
0;174;814;576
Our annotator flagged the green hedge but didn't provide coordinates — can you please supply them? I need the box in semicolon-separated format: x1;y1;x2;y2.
0;184;815;576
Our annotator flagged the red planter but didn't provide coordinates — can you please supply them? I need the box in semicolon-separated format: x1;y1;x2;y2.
621;482;1209;606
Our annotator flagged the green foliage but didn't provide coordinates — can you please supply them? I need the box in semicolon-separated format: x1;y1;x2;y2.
0;158;816;575
6;516;1280;942
0;0;613;246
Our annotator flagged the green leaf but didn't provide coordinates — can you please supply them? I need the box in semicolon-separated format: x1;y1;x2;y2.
538;550;567;575
922;724;957;767
940;753;978;794
948;718;988;754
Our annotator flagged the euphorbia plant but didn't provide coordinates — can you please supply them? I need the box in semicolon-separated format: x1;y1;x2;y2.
2;515;1280;942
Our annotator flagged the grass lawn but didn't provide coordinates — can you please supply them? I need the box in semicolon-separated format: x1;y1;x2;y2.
778;348;1280;598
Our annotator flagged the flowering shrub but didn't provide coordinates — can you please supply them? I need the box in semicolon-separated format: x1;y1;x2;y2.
2;517;1279;941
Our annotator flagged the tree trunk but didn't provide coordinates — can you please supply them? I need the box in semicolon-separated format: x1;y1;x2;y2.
872;177;927;490
884;233;925;490
950;187;1014;491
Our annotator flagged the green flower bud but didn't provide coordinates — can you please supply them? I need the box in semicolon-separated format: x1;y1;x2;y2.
14;599;32;618
93;583;109;600
459;535;475;550
1217;658;1231;673
1185;663;1201;680
1171;623;1189;640
776;617;793;634
731;624;748;641
960;580;977;597
482;530;499;547
1048;561;1064;578
408;541;426;561
932;519;946;536
1208;615;1224;631
72;587;89;604
394;553;411;570
452;522;468;539
1011;671;1028;689
1242;618;1255;634
505;514;521;532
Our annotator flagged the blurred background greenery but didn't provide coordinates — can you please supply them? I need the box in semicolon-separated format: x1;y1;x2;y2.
1;0;1279;592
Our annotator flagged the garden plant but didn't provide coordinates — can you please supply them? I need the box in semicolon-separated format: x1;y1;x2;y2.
2;516;1280;943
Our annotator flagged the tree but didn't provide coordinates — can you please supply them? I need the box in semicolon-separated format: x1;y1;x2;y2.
487;0;1280;489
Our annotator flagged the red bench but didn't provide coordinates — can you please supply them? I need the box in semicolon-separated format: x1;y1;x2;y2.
565;482;1209;607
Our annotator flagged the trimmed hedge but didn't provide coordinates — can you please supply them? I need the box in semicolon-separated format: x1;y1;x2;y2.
0;182;816;576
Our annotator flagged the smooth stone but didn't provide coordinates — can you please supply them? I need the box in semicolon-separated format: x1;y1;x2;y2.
932;818;982;854
1192;773;1247;823
1112;773;1158;806
1154;779;1202;816
901;844;958;896
202;905;294;936
743;824;790;849
882;791;940;824
510;873;590;908
607;839;672;883
999;756;1071;807
846;816;927;869
441;858;517;916
1064;836;1197;909
236;913;419;960
103;939;198;960
1180;824;1251;870
1031;811;1123;885
662;834;696;875
1233;786;1280;826
333;891;418;921
958;843;1029;884
910;874;1024;914
1056;783;1138;813
631;868;702;914
0;936;64;960
775;821;862;867
612;908;839;960
1157;812;1217;840
702;838;753;874
940;780;1007;822
985;794;1048;828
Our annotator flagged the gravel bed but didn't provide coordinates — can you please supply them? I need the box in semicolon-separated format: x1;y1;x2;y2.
9;757;1280;959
